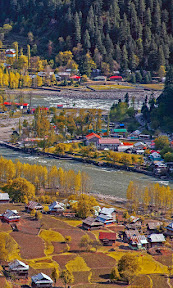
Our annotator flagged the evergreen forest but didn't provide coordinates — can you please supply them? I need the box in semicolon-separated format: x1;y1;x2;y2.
0;0;173;73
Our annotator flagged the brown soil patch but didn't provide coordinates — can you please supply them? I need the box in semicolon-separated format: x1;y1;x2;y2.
73;271;91;284
52;242;67;254
53;254;76;269
11;231;45;259
82;252;116;269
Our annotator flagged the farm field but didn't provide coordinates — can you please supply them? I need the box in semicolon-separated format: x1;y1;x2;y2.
0;203;172;288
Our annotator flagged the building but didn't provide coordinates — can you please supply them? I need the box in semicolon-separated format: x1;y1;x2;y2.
111;128;127;137
147;234;165;248
109;75;123;81
93;76;107;81
70;75;81;80
0;193;9;203
147;221;162;233
8;260;29;278
85;132;101;146
5;49;16;58
31;273;53;288
99;232;116;246
82;217;104;230
96;138;120;151
2;209;20;223
25;201;43;212
49;201;65;213
165;222;173;236
123;230;148;249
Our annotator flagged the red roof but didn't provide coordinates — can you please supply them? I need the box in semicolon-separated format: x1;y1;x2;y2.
123;142;134;146
4;102;12;106
86;133;101;140
99;232;116;240
109;76;122;80
70;75;81;79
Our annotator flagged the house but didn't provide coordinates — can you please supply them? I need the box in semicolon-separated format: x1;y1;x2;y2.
85;132;101;146
93;76;107;81
6;49;16;58
147;234;165;248
126;217;142;230
2;210;20;223
111;128;127;137
49;201;65;213
0;193;9;203
82;217;104;230
31;273;53;288
96;138;120;151
109;75;123;81
100;207;116;220
150;152;162;161
123;230;148;249
25;201;43;212
165;222;173;236
147;221;162;233
70;75;81;80
8;260;29;278
99;232;116;246
96;214;116;226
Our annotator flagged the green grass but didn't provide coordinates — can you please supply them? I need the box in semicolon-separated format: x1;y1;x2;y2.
66;256;91;272
90;85;133;90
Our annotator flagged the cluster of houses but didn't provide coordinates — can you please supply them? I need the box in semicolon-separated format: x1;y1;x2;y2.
3;260;53;287
81;209;173;251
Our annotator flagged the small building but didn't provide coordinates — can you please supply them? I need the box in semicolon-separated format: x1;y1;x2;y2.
85;132;101;146
49;201;65;213
2;210;20;223
147;221;162;233
82;217;104;230
123;230;148;249
100;207;116;219
147;234;165;248
111;128;127;137
31;273;53;288
109;75;123;81
93;76;107;81
99;232;116;246
96;214;116;226
70;75;81;80
0;193;9;203
96;138;120;151
165;222;173;236
6;49;16;58
8;260;29;278
150;152;162;161
25;201;43;212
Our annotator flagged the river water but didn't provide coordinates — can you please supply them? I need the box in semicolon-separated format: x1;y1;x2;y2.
0;146;171;198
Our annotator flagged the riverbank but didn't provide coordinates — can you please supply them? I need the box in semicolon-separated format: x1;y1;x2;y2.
0;140;161;180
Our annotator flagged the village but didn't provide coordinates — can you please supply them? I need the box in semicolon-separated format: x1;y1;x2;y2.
0;188;173;288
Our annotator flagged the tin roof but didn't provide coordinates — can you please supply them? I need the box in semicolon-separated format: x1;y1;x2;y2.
3;209;20;220
26;201;43;210
0;193;9;201
49;201;65;211
9;260;29;271
83;217;103;226
148;234;165;243
32;273;53;284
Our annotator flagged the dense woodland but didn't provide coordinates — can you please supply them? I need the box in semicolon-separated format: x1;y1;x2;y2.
0;0;173;73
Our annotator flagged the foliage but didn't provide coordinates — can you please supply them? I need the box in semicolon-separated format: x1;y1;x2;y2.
79;235;92;252
154;136;170;150
73;194;98;218
118;254;140;283
60;268;74;287
110;267;120;281
3;177;35;202
65;236;72;243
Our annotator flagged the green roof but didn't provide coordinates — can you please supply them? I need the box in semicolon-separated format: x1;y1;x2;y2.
113;129;127;133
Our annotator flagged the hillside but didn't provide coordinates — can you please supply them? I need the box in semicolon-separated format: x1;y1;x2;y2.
0;0;173;73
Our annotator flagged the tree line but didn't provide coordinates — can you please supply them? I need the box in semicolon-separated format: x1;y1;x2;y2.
126;180;173;215
0;0;172;75
0;156;91;200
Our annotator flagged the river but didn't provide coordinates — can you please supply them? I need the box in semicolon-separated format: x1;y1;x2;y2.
0;146;172;198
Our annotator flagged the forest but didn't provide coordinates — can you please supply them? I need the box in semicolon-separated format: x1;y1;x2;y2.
0;0;173;73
